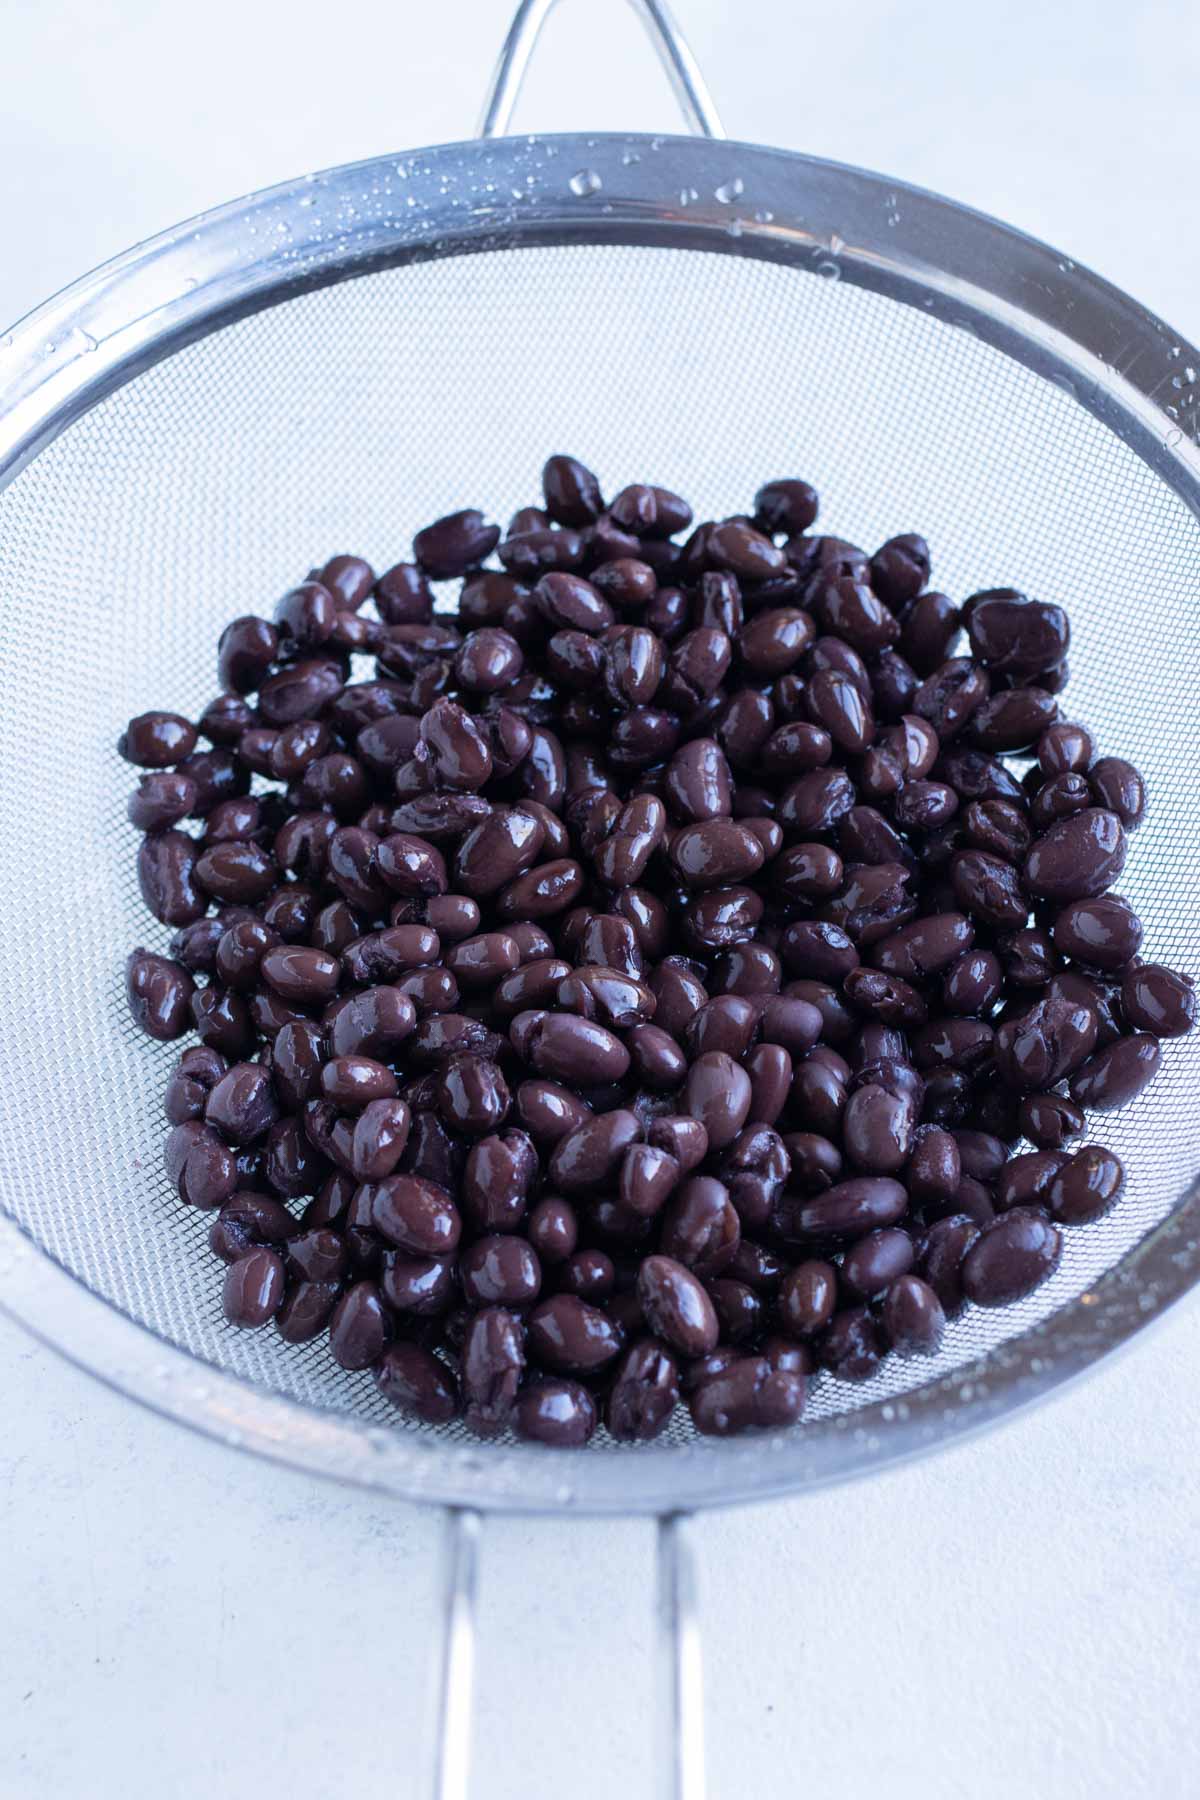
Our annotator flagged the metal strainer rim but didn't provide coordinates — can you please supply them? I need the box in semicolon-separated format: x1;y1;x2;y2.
2;126;1199;1514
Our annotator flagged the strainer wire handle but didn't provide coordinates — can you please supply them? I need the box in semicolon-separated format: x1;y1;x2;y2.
478;0;727;140
432;1506;706;1799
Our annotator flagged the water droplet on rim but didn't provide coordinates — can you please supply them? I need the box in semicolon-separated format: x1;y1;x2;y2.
714;177;744;204
814;257;841;281
569;168;602;198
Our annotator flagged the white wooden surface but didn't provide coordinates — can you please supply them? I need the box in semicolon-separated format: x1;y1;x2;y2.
3;3;1199;1794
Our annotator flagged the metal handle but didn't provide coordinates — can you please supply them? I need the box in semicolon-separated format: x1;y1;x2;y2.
478;0;726;140
432;1506;706;1800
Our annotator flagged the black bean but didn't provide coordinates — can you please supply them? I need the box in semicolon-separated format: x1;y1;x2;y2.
1023;809;1126;902
606;1340;681;1441
326;1280;392;1368
514;1378;598;1446
1053;895;1142;970
689;1356;805;1434
961;1207;1062;1305
817;1307;883;1381
638;1255;720;1356
223;1248;286;1327
1068;1033;1162;1110
1048;1146;1124;1225
1122;964;1196;1038
881;1275;945;1354
682;1051;752;1150
527;1294;624;1372
791;1177;908;1240
1088;757;1146;828
375;1343;459;1424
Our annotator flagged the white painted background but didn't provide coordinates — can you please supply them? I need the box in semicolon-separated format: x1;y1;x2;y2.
3;2;1199;1795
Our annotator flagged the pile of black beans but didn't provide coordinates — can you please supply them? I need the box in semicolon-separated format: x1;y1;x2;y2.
121;456;1196;1446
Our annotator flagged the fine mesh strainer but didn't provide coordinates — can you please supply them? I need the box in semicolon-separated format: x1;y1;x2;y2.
3;0;1200;1794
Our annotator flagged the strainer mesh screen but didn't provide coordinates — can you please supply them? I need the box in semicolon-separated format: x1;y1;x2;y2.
1;243;1198;1446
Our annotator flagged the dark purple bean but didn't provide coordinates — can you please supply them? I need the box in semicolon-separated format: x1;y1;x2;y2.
607;1340;680;1441
906;1125;962;1206
791;1177;908;1241
275;1281;341;1344
994;993;1098;1090
823;861;916;945
900;592;960;674
775;841;844;902
1015;1092;1083;1151
526;1197;578;1265
917;1213;979;1315
628;1023;689;1090
778;767;856;835
881;1275;945;1354
371;1175;461;1255
950;850;1028;928
1023;809;1126;902
665;738;734;822
842;1085;916;1174
549;1109;642;1194
513;1010;630;1085
659;1177;740;1278
1068;1033;1162;1110
223;1248;286;1327
460;1308;525;1437
619;1143;682;1218
437;1055;509;1137
205;1062;278;1145
638;1255;720;1356
1088;757;1145;828
543;455;604;526
137;830;204;926
777;1260;837;1338
1030;771;1092;832
514;1082;591;1147
1122;964;1196;1038
871;913;973;982
780;920;860;983
747;477;817;539
527;1294;623;1373
744;1043;793;1126
125;949;194;1040
413;509;499;579
961;1208;1062;1305
1048;1146;1124;1225
514;1378;597;1446
682;1052;752;1151
817;1307;883;1381
943;948;1003;1016
841;1228;915;1299
648;1116;710;1174
844;968;927;1030
375;1343;458;1424
1053;895;1142;970
966;591;1069;679
689;1356;805;1434
190;987;252;1059
460;1235;541;1308
913;658;989;740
